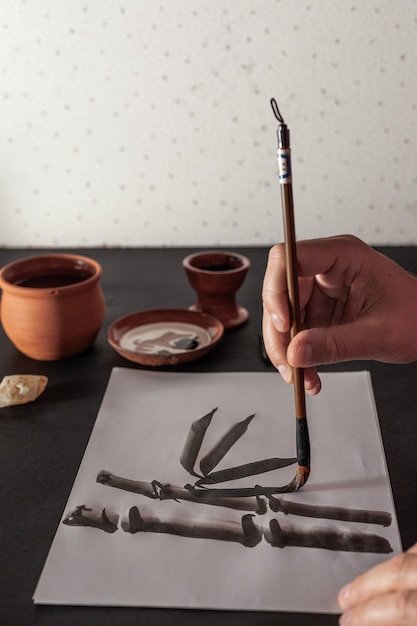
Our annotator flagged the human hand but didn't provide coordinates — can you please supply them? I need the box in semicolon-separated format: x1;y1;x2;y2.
338;543;417;625
262;235;417;394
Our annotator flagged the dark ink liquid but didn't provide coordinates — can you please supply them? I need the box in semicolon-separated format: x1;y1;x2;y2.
15;272;90;288
199;263;240;272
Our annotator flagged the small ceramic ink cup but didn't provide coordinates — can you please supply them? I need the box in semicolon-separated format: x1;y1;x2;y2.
0;253;105;360
182;251;250;329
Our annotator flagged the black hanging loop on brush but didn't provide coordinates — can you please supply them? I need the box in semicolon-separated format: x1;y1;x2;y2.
270;97;290;149
270;97;285;124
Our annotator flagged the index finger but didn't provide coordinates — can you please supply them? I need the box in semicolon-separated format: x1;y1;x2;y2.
262;238;339;329
262;243;290;332
262;236;362;320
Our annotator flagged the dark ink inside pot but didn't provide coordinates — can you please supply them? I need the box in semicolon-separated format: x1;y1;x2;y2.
15;272;91;289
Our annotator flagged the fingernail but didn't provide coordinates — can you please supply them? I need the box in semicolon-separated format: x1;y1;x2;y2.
338;583;351;608
271;312;285;333
295;342;314;366
306;379;321;395
339;609;351;626
278;364;292;383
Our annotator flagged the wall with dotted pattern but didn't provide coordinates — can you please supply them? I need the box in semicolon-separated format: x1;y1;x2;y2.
1;0;416;248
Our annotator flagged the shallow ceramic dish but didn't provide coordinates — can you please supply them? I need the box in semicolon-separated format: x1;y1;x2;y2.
107;308;224;366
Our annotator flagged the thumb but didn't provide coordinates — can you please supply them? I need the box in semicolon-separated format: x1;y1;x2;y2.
287;322;382;367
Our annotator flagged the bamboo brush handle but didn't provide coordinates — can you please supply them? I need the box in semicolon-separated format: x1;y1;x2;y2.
280;183;306;421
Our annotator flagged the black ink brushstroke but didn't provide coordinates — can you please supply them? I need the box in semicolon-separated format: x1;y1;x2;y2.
153;481;267;514
96;470;158;498
196;456;297;485
63;505;118;533
267;496;392;527
122;506;262;547
266;518;393;553
185;483;305;498
179;408;218;478
96;470;267;514
199;414;255;476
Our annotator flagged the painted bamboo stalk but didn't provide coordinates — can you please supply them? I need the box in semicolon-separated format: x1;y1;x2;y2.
122;506;263;547
267;496;392;526
184;483;306;498
265;518;393;553
96;470;158;498
96;470;267;513
63;505;118;533
153;481;267;514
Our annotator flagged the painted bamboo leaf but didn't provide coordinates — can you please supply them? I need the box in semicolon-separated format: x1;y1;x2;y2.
199;413;255;476
179;407;217;477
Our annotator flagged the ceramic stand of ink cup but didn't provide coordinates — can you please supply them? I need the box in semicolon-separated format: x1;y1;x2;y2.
182;251;250;329
0;253;105;360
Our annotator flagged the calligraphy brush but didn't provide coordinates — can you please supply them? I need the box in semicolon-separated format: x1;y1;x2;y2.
185;101;311;502
167;102;311;503
270;97;310;491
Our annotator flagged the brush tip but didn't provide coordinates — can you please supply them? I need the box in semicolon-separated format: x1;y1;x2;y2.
284;465;310;493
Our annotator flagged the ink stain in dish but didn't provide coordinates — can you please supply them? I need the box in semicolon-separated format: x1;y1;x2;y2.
107;308;224;366
124;324;202;354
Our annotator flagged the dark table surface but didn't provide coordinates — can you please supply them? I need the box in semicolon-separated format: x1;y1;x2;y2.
1;245;416;626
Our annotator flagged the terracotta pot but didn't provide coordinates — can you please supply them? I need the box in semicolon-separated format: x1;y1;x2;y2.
182;251;250;329
0;254;105;360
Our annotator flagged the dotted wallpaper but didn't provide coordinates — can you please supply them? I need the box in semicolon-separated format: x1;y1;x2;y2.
1;0;416;248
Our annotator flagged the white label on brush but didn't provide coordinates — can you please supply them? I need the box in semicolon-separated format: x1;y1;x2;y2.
277;148;291;184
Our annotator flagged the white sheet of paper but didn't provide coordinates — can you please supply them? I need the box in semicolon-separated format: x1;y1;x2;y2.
33;368;402;614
